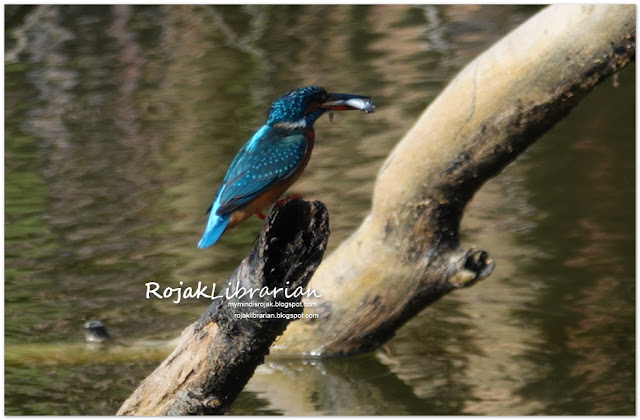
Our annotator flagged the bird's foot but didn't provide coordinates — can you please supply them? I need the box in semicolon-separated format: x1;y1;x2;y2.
255;194;303;221
275;194;303;207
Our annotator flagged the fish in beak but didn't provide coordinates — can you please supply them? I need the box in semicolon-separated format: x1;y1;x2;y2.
321;93;375;114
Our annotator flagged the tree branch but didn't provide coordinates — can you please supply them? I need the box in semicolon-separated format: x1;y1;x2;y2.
273;4;635;356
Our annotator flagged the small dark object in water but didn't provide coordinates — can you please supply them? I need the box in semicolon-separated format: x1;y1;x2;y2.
84;320;110;343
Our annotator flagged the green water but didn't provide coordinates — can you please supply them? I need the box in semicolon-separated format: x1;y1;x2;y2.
5;5;634;415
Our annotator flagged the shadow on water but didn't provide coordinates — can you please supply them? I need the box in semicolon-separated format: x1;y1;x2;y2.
5;4;633;415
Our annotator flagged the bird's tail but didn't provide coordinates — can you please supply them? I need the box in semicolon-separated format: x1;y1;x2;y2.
197;212;230;248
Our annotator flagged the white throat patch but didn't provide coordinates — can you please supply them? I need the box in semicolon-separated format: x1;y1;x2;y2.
273;117;307;130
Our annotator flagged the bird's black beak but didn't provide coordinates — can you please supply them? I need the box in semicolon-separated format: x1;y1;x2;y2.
321;93;375;114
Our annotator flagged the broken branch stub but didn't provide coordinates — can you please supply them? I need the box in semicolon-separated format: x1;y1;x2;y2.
118;199;330;415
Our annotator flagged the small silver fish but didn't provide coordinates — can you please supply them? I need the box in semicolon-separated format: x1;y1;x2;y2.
344;97;375;114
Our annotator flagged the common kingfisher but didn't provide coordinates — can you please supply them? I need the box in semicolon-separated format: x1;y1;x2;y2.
198;86;375;248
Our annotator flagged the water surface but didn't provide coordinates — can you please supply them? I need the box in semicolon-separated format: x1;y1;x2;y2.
5;5;634;415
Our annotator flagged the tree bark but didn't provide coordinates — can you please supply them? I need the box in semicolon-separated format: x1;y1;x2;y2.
272;4;635;356
117;199;329;415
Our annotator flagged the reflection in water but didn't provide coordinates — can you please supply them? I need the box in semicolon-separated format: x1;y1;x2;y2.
507;68;636;415
239;354;434;415
5;5;634;415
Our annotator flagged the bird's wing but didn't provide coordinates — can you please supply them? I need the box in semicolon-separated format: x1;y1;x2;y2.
213;128;308;216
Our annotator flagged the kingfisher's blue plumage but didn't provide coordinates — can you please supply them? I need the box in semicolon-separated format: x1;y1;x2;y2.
198;86;374;248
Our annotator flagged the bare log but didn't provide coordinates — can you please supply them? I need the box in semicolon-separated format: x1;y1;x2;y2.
274;4;635;356
117;199;329;415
